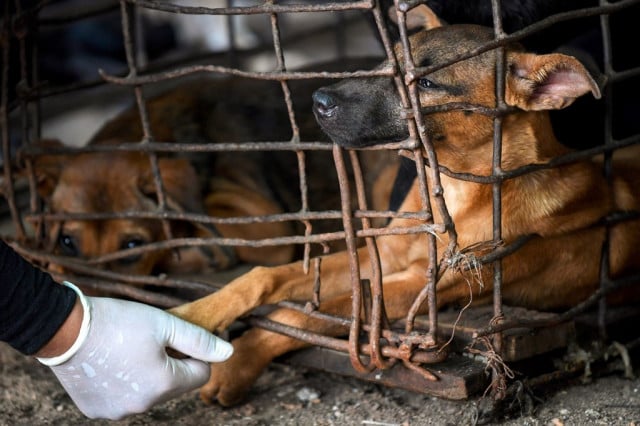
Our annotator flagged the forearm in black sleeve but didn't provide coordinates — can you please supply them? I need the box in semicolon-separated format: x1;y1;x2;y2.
0;240;76;355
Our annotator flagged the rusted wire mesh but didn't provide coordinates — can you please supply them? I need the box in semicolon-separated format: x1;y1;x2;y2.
2;0;639;401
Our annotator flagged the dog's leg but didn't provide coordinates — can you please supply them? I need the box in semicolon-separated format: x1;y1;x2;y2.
195;260;448;406
170;246;370;333
170;216;429;331
199;305;349;406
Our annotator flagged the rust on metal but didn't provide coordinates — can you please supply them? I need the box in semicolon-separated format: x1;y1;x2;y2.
2;0;639;403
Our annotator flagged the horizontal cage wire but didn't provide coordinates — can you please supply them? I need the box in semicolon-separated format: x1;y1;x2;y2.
2;0;640;402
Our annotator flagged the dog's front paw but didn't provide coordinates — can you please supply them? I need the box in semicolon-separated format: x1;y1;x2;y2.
169;266;277;333
199;336;273;407
169;293;234;334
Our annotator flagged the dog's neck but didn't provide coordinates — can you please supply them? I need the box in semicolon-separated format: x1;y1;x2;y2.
397;110;611;244
501;112;572;170
426;110;572;180
498;111;612;237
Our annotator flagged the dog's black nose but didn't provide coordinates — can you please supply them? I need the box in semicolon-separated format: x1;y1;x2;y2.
312;89;338;118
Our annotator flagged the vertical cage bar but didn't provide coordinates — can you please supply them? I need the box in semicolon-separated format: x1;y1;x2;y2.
490;0;506;399
225;0;238;67
266;0;314;274
348;149;395;370
332;143;374;373
395;1;458;350
597;0;614;340
119;0;173;242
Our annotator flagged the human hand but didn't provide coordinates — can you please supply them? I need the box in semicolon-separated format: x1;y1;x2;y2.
38;284;233;420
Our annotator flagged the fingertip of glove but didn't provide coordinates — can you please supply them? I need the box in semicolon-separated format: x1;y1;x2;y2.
212;338;233;362
166;314;233;362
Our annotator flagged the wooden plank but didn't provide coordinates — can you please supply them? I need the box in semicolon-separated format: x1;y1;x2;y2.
282;306;575;400
282;346;489;400
427;306;575;362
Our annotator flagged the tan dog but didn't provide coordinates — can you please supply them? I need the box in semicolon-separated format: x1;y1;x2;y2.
30;74;399;277
170;5;640;406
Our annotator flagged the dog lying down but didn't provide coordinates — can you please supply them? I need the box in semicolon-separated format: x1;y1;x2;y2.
30;70;399;278
169;5;640;407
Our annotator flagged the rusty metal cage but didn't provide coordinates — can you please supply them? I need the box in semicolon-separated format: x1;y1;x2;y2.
2;0;640;406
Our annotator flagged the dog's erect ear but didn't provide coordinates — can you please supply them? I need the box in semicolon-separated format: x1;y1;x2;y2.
25;139;70;199
506;52;602;111
138;157;204;214
387;4;445;31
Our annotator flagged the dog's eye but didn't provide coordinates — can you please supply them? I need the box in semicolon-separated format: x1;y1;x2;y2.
122;238;145;250
118;238;145;265
417;77;438;90
58;234;79;257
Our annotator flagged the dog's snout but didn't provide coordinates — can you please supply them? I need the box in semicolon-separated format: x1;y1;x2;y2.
312;89;338;118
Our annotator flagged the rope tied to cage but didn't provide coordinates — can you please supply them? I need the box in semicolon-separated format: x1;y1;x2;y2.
468;335;515;400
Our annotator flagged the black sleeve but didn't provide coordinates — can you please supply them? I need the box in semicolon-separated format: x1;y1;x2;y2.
0;240;77;355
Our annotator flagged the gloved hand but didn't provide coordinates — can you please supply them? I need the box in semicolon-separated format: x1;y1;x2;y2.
37;283;232;420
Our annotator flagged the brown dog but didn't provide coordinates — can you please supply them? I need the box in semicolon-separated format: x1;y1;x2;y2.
171;6;640;406
30;73;399;277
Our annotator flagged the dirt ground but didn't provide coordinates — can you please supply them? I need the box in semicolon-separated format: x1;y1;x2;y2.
3;5;639;426
1;339;639;426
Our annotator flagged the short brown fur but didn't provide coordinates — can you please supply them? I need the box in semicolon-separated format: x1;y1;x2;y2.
171;6;640;406
31;74;399;278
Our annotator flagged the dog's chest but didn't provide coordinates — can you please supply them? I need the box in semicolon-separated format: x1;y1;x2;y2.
439;176;493;243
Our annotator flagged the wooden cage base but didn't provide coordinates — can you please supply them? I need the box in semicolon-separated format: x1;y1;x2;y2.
282;306;578;400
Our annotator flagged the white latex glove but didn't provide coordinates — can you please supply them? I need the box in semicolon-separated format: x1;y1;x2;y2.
37;283;232;420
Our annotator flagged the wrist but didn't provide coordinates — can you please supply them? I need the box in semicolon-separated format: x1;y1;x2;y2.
36;282;92;366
